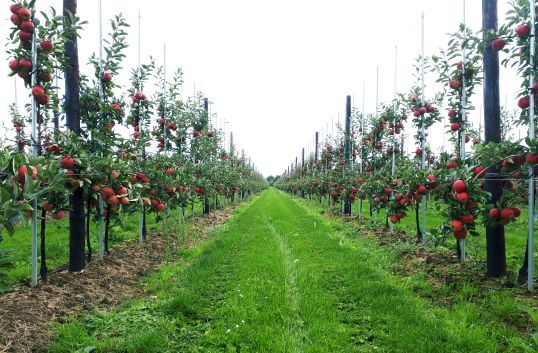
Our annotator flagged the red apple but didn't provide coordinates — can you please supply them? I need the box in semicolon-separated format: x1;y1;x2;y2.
10;4;20;13
20;20;34;32
116;186;128;196
500;208;514;220
450;80;462;90
518;96;530;109
456;192;469;203
451;220;464;231
36;95;49;105
60;156;75;168
491;38;506;51
512;207;521;218
39;72;52;82
8;59;19;71
18;165;38;182
516;24;531;38
108;195;120;205
18;30;32;41
473;166;485;177
526;154;538;165
453;180;467;193
40;40;53;51
489;208;501;219
51;210;65;220
18;7;31;21
453;229;467;239
31;86;44;97
18;58;31;71
461;214;474;224
10;13;21;26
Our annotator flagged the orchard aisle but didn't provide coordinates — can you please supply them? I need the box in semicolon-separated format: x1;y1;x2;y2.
51;188;500;353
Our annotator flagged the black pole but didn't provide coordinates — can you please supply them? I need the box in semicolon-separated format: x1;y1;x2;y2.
64;0;86;272
203;98;210;214
483;0;506;277
86;194;92;262
343;95;352;215
301;148;305;198
142;205;147;241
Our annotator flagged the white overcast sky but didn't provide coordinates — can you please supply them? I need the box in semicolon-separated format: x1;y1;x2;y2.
0;1;523;176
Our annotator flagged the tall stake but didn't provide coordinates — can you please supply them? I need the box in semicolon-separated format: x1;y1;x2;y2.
374;69;379;224
163;44;168;154
376;68;379;115
64;0;86;272
137;8;145;244
391;46;398;178
30;9;38;287
97;0;105;258
359;81;365;219
528;0;536;291
390;46;398;231
460;0;468;261
482;0;506;277
420;11;427;242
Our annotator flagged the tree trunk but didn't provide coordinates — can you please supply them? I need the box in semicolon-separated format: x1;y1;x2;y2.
204;197;210;214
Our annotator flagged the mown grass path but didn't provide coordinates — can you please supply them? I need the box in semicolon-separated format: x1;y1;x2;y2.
50;188;532;352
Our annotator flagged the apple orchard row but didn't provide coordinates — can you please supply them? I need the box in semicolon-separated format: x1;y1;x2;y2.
0;1;268;281
275;2;537;275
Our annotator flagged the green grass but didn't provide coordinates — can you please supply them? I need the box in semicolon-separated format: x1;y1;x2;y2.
49;188;537;352
323;196;538;275
0;198;216;288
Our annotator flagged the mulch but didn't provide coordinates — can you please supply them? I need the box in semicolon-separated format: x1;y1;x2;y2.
0;208;233;353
